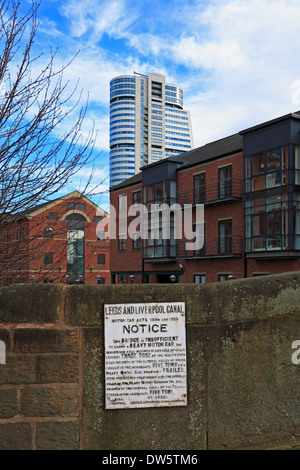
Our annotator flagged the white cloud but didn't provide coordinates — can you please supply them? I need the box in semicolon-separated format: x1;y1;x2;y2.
169;0;300;145
59;0;136;40
59;0;100;37
34;0;300;155
38;18;63;37
172;36;246;71
127;32;166;57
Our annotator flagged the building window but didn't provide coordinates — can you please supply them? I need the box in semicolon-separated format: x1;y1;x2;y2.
218;274;229;282
151;81;162;99
145;181;166;204
252;153;265;175
44;227;53;239
245;195;289;252
119;195;127;213
97;254;105;265
194;173;205;204
97;230;106;241
67;202;76;210
77;203;86;211
118;235;126;251
295;194;300;249
218;166;232;199
295;146;300;185
143;179;178;259
44;252;53;264
133;190;141;206
66;214;85;279
266;149;282;188
94;215;102;223
132;233;141;251
97;276;105;284
193;223;205;256
267;211;282;250
245;146;288;193
194;274;206;284
48;212;57;220
219;220;232;255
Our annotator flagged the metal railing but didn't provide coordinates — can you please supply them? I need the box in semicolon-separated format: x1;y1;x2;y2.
177;235;243;258
177;179;242;206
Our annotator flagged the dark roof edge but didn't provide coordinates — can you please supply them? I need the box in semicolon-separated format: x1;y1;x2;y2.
110;133;243;190
240;111;300;135
176;148;243;171
141;156;185;171
9;190;105;218
174;133;243;169
110;175;142;192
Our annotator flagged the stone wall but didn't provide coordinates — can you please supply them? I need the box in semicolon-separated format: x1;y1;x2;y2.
0;272;300;450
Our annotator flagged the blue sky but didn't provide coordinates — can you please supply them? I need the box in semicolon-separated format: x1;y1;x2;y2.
19;0;300;210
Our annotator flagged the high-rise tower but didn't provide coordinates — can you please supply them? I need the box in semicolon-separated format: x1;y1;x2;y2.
109;72;194;187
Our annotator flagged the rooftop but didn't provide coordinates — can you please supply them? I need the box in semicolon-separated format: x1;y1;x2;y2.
110;132;243;192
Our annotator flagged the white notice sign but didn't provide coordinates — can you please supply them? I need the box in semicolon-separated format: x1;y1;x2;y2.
104;302;187;409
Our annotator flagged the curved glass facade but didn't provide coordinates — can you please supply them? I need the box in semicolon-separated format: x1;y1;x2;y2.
109;73;193;187
109;76;138;186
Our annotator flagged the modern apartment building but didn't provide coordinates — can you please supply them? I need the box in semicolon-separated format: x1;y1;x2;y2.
110;111;300;284
109;72;194;187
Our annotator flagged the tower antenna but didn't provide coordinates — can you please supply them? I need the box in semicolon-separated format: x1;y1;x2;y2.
133;71;148;77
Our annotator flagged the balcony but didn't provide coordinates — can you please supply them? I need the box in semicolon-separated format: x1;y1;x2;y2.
177;236;243;259
245;235;300;259
177;179;242;207
143;241;177;263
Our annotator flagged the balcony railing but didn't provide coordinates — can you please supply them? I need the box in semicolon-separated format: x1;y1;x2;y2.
143;241;177;260
177;179;242;206
177;236;243;258
245;234;300;258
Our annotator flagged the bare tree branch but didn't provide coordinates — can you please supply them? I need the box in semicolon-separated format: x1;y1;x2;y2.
0;0;105;282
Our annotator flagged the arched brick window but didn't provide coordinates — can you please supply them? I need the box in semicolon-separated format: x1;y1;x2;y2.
66;214;85;281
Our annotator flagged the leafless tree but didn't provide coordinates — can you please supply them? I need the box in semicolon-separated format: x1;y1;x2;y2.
0;0;106;283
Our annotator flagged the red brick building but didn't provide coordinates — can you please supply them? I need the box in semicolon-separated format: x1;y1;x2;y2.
110;111;300;284
0;191;110;285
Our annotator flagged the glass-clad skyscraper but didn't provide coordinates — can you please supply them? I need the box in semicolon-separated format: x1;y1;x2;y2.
109;72;194;187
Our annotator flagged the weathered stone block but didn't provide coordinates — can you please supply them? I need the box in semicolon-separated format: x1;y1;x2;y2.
0;284;64;323
0;329;9;347
20;384;79;417
206;312;300;449
0;355;36;384
0;388;18;418
65;283;215;326
36;355;79;383
35;420;79;450
0;422;32;450
13;328;79;353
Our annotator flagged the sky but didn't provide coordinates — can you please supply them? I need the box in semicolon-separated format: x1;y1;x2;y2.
17;0;300;210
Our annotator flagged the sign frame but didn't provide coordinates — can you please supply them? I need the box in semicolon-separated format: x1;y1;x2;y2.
104;301;187;410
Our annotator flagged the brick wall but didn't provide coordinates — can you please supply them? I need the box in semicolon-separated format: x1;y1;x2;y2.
110;183;143;279
177;152;244;282
110;153;247;283
1;193;110;286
